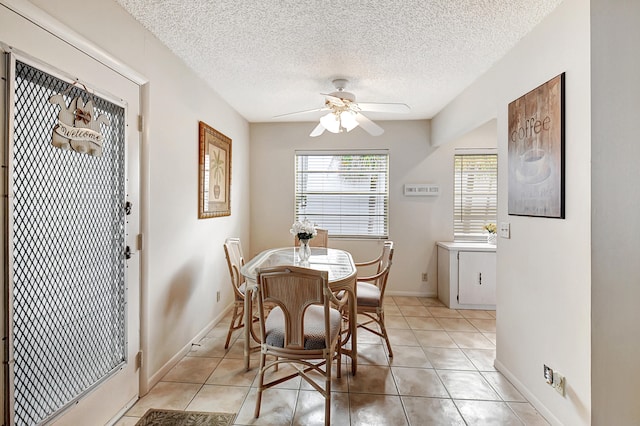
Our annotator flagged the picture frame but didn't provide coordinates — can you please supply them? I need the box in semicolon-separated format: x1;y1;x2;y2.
508;73;565;218
198;121;231;218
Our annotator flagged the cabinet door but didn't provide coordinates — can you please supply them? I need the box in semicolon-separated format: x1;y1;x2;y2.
458;251;496;305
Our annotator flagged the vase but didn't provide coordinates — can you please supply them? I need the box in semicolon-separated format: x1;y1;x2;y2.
487;233;497;244
298;239;311;262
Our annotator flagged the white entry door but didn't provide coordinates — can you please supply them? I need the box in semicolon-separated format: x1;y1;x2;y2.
1;5;141;425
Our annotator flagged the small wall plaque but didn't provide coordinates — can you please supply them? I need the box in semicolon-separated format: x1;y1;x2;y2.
404;183;439;196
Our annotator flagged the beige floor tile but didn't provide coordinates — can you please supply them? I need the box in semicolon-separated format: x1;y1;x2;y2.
206;358;257;386
448;331;495;349
424;347;476;370
356;327;384;344
112;416;139;426
186;384;248;412
508;402;551;425
162;356;221;384
482;371;527;402
399;305;432;317
428;307;464;318
383;304;402;316
483;332;497;345
387;329;420;347
402;396;465;425
207;321;234;338
436;318;478;332
392;296;422;306
299;365;350;393
384;315;411;329
349;393;409;426
235;387;297;425
293;390;350;426
405;316;443;331
125;382;202;416
189;336;229;358
348;365;398;395
253;362;302;390
469;318;497;333
438;371;500;400
388;346;432;369
357;343;390;366
418;297;446;307
455;400;522;425
413;330;458;348
462;348;497;371
458;309;494;319
391;367;449;398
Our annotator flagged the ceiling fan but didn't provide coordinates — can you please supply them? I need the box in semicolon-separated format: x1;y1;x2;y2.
274;79;410;137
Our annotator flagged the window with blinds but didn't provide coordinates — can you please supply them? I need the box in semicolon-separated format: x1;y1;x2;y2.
294;151;389;238
454;153;498;241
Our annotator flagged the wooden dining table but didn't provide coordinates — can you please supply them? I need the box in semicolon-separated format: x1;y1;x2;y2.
240;246;358;375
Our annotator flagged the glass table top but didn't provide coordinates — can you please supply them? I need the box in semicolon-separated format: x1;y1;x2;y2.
241;247;355;282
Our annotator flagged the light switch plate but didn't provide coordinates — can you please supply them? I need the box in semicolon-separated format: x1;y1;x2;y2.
499;222;510;238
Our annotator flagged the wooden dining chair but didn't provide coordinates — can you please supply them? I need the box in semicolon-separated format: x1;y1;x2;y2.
223;237;254;349
294;228;329;247
254;265;346;426
354;241;395;356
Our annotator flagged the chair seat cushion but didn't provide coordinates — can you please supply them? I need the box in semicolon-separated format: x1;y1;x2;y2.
356;281;381;307
265;305;342;350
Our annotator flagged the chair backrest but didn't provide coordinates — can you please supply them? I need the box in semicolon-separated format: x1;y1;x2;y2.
256;266;330;350
294;228;329;248
223;238;245;299
372;241;394;291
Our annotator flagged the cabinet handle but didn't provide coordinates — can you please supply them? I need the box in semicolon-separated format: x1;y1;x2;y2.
479;272;482;285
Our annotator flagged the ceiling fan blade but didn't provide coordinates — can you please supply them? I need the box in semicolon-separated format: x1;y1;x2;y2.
356;102;410;113
273;107;327;119
355;113;384;136
309;122;326;137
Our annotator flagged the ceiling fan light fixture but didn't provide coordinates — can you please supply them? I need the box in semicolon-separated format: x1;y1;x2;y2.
320;112;340;133
340;110;358;132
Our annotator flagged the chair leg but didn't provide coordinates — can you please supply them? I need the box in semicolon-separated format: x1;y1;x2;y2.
378;311;393;357
254;353;266;418
325;353;332;426
224;302;242;349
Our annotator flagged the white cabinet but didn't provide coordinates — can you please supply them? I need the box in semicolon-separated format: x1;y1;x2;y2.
437;242;496;309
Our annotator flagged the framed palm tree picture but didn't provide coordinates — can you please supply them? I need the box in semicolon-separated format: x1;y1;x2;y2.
198;121;231;218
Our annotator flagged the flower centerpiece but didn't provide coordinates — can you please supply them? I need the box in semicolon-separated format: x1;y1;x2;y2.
483;223;497;244
290;219;317;261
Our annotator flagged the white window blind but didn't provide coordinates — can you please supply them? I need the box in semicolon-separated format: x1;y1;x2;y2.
454;153;498;242
295;151;389;238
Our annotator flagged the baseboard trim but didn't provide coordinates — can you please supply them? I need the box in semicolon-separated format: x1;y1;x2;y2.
387;290;438;298
144;303;233;393
494;359;562;426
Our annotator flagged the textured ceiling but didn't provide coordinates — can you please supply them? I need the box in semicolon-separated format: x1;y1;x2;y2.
115;0;563;123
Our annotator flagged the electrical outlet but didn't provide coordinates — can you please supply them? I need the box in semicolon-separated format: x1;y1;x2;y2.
499;222;511;238
552;371;565;396
216;291;221;302
544;364;553;384
421;272;428;282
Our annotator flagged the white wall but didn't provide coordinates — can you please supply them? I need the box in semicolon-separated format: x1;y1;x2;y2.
432;0;591;424
24;0;251;391
591;1;640;424
249;120;496;297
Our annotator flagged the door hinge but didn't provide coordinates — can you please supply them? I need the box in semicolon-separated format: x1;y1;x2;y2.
136;350;143;369
137;115;143;132
137;233;143;251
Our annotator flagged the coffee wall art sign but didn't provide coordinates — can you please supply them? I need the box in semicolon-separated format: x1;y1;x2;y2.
198;121;231;218
508;73;565;218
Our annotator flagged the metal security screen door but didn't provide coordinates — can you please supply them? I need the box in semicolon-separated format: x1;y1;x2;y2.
6;57;127;424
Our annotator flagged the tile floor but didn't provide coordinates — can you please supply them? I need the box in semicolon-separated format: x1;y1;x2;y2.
116;297;549;425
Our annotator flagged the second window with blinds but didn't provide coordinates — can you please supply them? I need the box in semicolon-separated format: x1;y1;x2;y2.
294;151;389;238
454;150;498;242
